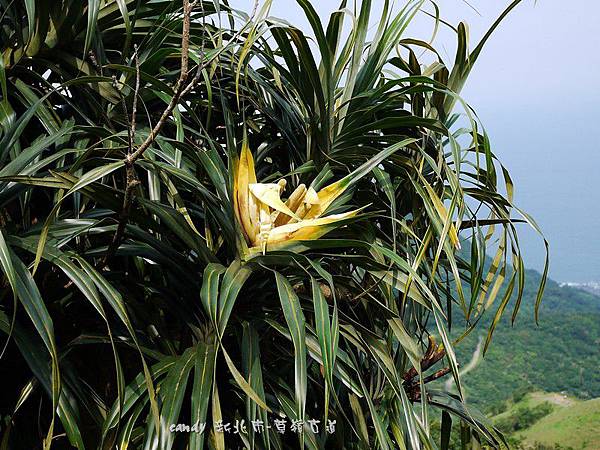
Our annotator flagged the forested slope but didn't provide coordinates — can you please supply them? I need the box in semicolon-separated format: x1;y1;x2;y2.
453;270;600;410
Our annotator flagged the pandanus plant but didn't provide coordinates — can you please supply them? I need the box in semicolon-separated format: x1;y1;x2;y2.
0;0;547;449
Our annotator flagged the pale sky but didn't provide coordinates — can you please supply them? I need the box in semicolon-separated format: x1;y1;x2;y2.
230;0;600;282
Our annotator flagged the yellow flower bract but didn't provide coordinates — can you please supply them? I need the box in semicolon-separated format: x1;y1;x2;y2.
234;144;358;255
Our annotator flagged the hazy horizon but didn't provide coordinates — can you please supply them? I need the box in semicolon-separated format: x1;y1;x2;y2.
230;0;600;282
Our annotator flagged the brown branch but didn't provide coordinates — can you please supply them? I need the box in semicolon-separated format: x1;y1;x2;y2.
128;0;195;164
100;45;143;269
130;45;141;143
100;1;196;269
101;0;259;268
101;166;140;268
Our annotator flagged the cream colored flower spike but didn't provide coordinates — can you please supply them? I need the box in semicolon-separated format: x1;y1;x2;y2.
233;146;361;257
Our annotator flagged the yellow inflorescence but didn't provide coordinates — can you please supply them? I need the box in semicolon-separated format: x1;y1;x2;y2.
234;144;358;255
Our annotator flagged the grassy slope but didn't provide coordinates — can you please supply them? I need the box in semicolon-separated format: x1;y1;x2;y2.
493;392;600;449
493;392;576;421
519;397;600;449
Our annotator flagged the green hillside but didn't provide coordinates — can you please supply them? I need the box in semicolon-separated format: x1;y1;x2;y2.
491;392;600;449
430;267;600;448
518;397;600;449
451;270;600;411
